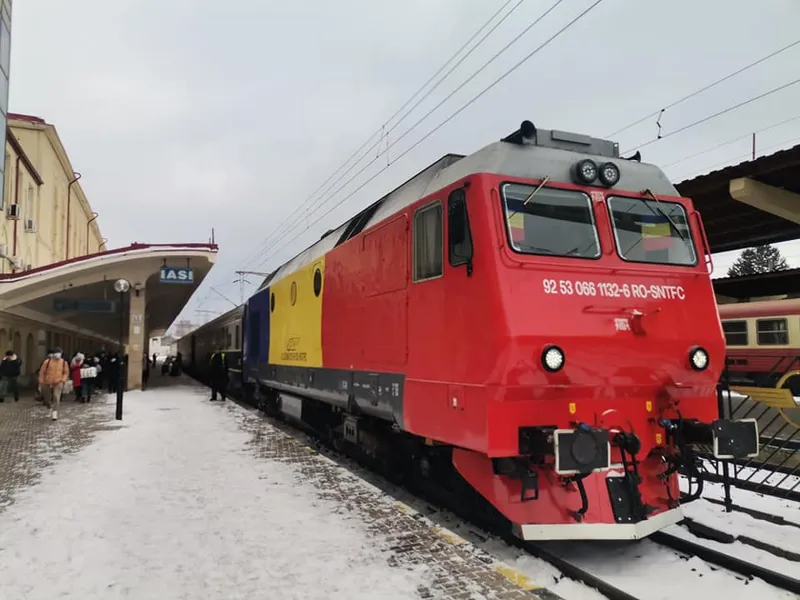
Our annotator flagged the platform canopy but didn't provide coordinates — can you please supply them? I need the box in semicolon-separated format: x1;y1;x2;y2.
712;267;800;300
0;243;217;345
675;143;800;254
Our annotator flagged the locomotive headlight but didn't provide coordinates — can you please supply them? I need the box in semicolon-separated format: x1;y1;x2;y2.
573;159;598;185
542;345;565;372
689;346;709;371
598;162;620;187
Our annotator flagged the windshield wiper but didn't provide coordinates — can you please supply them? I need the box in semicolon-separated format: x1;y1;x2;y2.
642;188;688;245
621;189;689;257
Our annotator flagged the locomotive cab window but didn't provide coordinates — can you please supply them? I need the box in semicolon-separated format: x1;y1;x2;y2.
413;201;443;282
500;183;600;259
756;318;788;345
448;188;473;267
607;196;697;266
722;320;748;346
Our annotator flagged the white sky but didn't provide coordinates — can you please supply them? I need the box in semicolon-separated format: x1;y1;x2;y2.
8;0;800;325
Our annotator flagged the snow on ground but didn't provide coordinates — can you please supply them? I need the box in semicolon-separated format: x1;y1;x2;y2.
680;496;800;555
680;477;800;526
472;531;797;600
0;386;431;600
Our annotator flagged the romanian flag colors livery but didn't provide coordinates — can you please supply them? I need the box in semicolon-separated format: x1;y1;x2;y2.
268;258;325;368
231;120;760;543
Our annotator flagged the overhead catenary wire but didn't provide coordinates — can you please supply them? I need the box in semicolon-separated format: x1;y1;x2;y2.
622;75;800;155
662;112;800;170
671;132;800;183
235;0;527;270
251;0;607;272
606;37;800;139
250;0;592;266
244;0;570;270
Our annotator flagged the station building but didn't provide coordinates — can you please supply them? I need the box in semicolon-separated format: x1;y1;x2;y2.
0;113;217;391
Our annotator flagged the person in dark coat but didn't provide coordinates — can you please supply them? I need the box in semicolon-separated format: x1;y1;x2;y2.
142;352;150;390
209;347;229;401
0;350;23;402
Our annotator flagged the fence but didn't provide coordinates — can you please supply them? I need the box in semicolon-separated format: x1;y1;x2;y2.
695;365;800;508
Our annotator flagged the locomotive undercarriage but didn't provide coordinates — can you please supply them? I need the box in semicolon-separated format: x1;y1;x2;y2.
245;382;517;535
243;381;758;541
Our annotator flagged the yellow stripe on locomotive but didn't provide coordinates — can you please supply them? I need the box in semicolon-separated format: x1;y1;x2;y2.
268;258;325;368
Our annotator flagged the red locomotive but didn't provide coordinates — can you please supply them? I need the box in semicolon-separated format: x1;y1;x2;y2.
235;120;759;540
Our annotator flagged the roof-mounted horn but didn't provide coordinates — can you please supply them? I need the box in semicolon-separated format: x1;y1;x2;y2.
502;120;538;145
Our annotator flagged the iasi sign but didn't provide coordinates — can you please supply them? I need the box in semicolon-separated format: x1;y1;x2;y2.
160;267;194;284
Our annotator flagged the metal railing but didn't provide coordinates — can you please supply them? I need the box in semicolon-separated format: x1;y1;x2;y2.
696;364;799;508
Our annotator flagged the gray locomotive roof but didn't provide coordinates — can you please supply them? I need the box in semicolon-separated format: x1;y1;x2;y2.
265;126;678;286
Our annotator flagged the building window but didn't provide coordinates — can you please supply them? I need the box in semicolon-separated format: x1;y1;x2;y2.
722;320;748;346
756;318;788;346
412;202;443;282
25;184;34;222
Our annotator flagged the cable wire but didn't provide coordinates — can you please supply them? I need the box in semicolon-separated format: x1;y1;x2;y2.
252;0;606;272
236;0;527;269
622;76;800;155
247;0;588;270
606;37;800;139
662;112;800;170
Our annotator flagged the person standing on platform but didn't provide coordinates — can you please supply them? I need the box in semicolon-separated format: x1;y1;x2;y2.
209;347;229;401
38;348;69;421
0;350;22;402
142;352;150;390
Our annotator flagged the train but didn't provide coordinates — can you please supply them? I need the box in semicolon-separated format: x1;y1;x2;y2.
719;298;800;394
178;120;759;541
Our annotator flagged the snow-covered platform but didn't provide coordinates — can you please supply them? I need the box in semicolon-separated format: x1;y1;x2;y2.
0;377;557;600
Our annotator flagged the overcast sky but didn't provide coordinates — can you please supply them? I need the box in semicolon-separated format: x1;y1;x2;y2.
9;0;800;328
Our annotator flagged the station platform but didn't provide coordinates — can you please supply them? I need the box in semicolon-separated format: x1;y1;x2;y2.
0;375;560;600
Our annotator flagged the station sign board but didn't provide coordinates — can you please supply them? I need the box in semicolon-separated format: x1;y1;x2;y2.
160;267;194;284
53;298;116;313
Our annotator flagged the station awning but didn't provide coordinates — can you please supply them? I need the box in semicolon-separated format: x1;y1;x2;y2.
675;143;800;254
0;243;217;344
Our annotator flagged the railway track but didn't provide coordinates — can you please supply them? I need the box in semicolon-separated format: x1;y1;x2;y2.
651;529;800;595
193;375;798;599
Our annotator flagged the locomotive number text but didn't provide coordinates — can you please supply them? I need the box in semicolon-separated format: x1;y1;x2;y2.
542;279;685;300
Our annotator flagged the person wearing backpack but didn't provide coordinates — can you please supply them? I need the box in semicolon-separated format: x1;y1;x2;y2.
208;347;229;401
0;350;22;402
38;347;69;420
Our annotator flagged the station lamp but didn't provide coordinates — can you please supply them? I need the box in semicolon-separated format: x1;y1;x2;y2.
114;278;131;420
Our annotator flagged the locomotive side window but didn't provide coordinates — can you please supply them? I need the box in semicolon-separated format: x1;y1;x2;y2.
448;188;473;267
722;320;748;346
413;201;443;282
500;183;599;259
756;318;788;345
607;196;697;266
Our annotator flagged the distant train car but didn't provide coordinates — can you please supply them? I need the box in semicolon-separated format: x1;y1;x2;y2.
719;298;800;393
238;120;759;542
176;306;243;390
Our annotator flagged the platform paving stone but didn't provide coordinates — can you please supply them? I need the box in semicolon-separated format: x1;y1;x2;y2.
0;381;563;600
0;392;117;513
229;399;562;600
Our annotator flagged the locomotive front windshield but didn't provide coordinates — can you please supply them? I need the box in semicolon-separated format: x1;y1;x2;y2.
607;196;697;266
501;183;600;259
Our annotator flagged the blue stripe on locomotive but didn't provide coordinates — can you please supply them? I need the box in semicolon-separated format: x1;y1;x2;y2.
243;285;271;381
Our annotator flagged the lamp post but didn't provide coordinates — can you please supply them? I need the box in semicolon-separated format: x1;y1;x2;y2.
114;278;131;420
